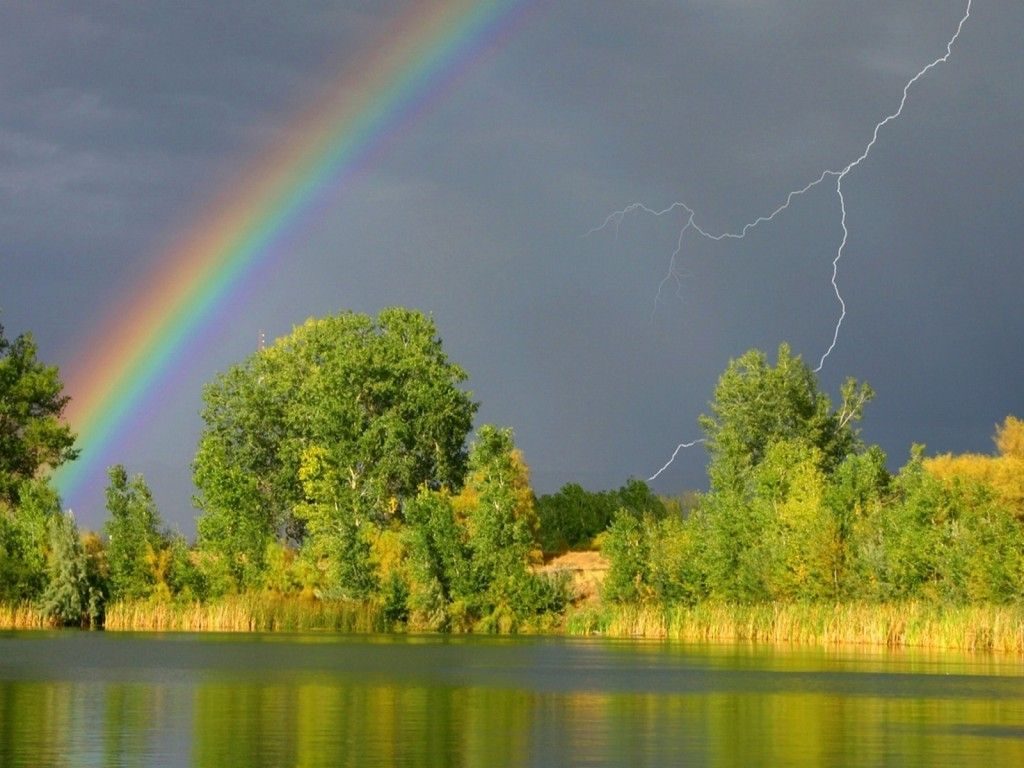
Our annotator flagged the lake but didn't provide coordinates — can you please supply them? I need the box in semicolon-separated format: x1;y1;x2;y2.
1;631;1022;766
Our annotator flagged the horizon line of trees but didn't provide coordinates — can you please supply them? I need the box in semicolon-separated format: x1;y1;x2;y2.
2;313;1023;630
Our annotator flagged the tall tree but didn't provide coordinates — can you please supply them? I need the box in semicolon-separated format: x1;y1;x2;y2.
459;426;544;627
0;477;60;602
40;511;89;626
695;344;876;602
699;343;872;493
924;415;1024;518
104;465;164;602
0;324;78;507
194;308;477;589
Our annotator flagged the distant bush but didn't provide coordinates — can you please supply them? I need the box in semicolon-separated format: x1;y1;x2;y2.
536;479;666;554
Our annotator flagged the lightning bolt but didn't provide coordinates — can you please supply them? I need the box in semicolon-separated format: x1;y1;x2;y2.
590;1;973;482
647;438;706;482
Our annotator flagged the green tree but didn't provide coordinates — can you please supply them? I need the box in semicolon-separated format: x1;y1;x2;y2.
848;447;942;601
850;446;1024;604
0;477;60;602
293;445;378;598
165;534;206;601
601;510;652;604
823;446;890;598
694;344;875;602
0;324;78;507
457;426;561;630
193;308;477;590
104;465;164;602
40;511;90;626
700;343;872;494
601;510;704;606
403;488;472;630
537;478;667;554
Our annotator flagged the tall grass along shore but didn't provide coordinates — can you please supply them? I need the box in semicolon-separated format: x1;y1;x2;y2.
565;602;1024;653
0;602;53;630
102;595;385;633
6;596;1024;655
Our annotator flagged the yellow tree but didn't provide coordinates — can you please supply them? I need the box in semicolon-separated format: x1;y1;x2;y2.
924;416;1024;517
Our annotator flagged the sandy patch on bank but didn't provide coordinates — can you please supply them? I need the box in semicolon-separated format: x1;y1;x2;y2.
536;550;609;604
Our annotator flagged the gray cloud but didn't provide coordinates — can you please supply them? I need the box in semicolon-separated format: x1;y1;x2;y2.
2;1;1020;532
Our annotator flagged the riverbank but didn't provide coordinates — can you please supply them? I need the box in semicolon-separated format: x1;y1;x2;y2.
565;602;1024;653
5;597;1024;653
103;594;385;633
0;602;51;630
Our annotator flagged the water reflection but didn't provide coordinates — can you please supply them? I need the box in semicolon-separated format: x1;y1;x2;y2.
0;633;1022;767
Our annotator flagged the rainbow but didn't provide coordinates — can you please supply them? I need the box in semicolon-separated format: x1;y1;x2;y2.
54;0;541;510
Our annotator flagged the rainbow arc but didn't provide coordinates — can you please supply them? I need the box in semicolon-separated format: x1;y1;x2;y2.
55;0;538;509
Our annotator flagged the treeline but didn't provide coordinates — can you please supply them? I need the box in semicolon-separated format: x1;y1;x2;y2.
598;346;1024;607
1;312;577;630
3;312;1023;638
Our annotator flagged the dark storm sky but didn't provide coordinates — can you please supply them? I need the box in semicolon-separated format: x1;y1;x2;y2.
2;1;1021;533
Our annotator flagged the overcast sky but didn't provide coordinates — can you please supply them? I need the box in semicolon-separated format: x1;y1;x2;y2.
3;1;1021;534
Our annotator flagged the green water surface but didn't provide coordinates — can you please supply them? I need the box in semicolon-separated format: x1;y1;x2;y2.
1;631;1022;766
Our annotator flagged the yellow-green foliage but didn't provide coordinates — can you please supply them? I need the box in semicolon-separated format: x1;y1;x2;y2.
567;602;1024;653
925;416;1024;515
0;602;52;629
455;444;541;564
261;540;303;595
105;594;384;633
996;415;1024;458
369;526;407;582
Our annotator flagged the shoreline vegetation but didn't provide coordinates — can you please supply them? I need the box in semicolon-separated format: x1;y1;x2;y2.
6;595;1024;655
4;313;1024;655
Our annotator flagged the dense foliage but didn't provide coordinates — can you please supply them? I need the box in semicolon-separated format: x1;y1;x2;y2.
193;309;478;590
0;324;78;507
536;478;666;553
599;346;1024;609
3;312;1023;633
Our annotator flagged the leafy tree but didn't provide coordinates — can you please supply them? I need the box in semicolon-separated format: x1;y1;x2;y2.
700;343;872;493
996;416;1024;458
461;426;538;583
193;308;477;589
601;511;652;604
0;324;78;507
693;344;876;602
537;478;667;553
822;446;890;597
293;445;377;598
458;427;565;630
747;439;836;601
81;531;109;624
646;515;703;605
165;534;206;601
0;477;60;602
924;416;1024;518
850;447;945;601
40;512;90;626
854;445;1024;604
104;465;165;602
602;511;704;606
403;488;472;630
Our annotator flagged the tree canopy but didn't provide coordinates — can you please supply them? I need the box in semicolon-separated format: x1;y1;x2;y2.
0;324;78;507
699;343;872;491
193;308;478;588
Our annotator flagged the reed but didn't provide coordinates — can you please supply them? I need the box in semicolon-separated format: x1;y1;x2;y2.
105;594;386;633
565;602;1024;653
0;602;53;630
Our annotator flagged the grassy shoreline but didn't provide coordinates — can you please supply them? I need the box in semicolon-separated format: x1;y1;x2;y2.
6;598;1024;653
103;594;386;633
0;603;53;630
565;602;1024;653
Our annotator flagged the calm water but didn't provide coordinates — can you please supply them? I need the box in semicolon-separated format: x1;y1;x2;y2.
1;632;1023;766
